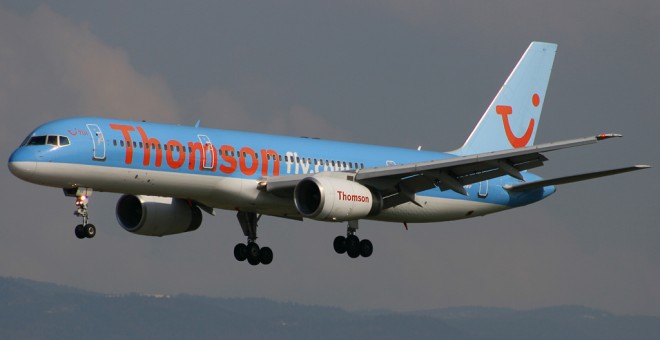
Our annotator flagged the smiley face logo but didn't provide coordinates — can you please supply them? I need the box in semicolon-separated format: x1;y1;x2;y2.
496;93;539;148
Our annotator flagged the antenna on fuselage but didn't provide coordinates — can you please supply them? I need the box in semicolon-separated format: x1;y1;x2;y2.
195;120;201;128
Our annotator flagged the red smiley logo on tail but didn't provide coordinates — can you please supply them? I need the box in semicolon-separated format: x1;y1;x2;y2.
496;93;540;148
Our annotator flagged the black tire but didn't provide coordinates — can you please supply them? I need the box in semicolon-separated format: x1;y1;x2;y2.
346;235;359;252
247;243;260;261
333;236;347;254
347;247;360;258
259;247;273;265
83;224;96;238
74;224;85;239
234;243;248;261
247;256;260;266
359;239;373;257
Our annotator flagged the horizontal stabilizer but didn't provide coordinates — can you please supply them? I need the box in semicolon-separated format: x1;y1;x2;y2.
504;165;651;192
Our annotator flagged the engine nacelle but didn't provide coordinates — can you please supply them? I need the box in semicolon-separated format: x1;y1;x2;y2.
116;195;202;236
294;175;382;221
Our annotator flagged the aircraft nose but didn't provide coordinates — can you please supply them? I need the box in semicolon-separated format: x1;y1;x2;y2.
8;149;37;181
8;160;37;179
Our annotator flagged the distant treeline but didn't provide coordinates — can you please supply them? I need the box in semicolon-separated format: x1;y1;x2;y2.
1;277;658;340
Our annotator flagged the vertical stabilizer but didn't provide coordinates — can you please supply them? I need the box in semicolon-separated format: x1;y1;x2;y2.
454;42;557;155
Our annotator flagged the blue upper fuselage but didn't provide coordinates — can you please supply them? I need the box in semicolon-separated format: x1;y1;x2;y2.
8;117;555;208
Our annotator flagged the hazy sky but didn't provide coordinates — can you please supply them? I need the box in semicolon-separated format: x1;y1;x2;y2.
1;1;658;315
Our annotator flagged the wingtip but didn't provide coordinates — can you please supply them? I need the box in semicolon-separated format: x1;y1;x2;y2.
635;164;652;169
596;133;623;140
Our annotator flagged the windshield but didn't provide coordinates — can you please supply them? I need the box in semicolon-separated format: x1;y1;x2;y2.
23;135;71;147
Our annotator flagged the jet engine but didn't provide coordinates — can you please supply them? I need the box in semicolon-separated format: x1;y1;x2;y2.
116;195;202;236
294;176;382;221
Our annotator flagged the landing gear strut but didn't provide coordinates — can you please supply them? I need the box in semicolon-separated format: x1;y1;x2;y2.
333;220;373;258
66;188;96;239
233;211;273;266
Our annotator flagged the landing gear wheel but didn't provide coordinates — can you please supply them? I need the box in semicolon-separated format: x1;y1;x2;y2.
247;256;260;266
247;242;260;258
259;247;273;265
83;224;96;238
333;236;347;254
346;234;359;249
74;224;85;239
359;239;373;257
234;243;247;261
347;247;360;258
346;234;360;258
246;243;261;265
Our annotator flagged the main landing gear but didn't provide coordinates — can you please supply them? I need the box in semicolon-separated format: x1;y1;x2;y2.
65;188;96;239
333;220;373;258
233;211;273;266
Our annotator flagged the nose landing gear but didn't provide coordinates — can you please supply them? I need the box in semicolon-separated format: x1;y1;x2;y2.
65;188;96;239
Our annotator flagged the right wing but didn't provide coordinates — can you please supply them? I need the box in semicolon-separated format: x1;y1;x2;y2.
354;134;632;208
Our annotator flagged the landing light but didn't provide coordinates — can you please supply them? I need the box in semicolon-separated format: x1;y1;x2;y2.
75;195;87;206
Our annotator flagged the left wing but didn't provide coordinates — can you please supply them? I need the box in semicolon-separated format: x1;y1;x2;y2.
260;134;644;208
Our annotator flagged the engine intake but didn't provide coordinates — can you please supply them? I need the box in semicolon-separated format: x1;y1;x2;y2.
116;195;202;236
294;176;381;221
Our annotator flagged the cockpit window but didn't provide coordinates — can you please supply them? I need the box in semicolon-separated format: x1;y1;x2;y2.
27;136;47;146
20;135;32;146
25;135;71;147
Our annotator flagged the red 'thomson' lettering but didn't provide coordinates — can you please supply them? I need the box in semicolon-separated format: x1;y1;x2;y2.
337;190;370;203
108;123;281;177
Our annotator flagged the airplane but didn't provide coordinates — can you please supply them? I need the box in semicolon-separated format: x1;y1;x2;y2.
7;41;650;266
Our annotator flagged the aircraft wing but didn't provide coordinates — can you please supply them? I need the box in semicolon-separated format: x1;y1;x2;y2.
261;134;638;208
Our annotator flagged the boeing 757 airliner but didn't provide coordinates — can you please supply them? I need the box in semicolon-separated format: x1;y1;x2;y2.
8;42;650;265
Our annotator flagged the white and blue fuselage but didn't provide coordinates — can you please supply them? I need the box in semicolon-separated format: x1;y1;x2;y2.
8;117;553;223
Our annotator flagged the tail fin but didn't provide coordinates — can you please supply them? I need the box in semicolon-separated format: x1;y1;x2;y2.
454;42;557;155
